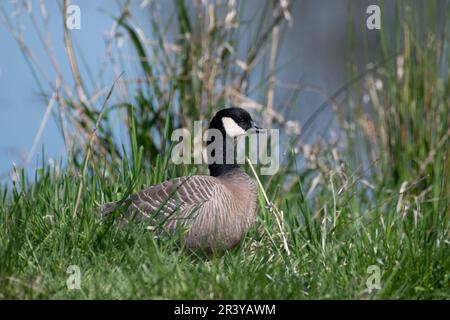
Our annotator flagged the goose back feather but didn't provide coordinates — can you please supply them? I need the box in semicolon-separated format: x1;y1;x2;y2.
100;168;258;252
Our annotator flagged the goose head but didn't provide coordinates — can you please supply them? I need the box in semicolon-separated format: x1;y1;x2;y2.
209;107;261;138
207;107;261;177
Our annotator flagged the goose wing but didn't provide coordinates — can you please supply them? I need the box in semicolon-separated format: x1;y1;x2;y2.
119;175;221;227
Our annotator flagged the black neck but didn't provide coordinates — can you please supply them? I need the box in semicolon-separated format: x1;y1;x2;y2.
209;163;240;177
207;125;240;177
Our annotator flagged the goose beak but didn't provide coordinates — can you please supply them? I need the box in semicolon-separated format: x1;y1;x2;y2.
248;121;263;134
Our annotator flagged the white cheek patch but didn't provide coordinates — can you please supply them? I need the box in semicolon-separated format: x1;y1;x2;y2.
222;117;246;137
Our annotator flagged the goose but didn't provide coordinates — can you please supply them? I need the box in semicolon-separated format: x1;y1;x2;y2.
100;107;262;254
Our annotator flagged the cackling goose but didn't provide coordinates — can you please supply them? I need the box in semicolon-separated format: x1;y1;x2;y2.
100;107;261;254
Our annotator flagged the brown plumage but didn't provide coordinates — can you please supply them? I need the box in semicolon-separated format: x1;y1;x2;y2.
100;107;261;253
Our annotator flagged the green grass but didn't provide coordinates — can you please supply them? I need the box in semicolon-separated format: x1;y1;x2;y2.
0;143;448;299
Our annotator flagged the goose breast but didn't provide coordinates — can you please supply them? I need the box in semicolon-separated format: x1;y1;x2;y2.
118;171;258;251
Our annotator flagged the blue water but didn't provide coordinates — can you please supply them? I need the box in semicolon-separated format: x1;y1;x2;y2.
0;0;116;175
0;0;389;181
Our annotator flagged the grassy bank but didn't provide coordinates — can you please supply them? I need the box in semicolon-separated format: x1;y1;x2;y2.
0;145;448;299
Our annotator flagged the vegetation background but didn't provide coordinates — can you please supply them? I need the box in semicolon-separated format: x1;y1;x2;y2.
0;0;448;299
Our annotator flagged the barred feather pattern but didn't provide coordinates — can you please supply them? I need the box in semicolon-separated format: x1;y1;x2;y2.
100;168;258;252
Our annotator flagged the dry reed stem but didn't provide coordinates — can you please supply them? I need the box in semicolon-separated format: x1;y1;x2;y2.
238;0;293;88
72;73;123;217
420;126;450;174
63;0;87;104
321;204;327;254
25;92;57;165
330;172;338;230
265;24;279;128
246;156;291;257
